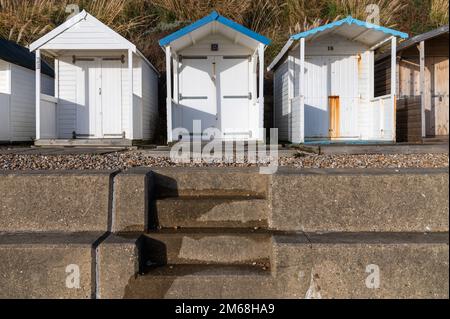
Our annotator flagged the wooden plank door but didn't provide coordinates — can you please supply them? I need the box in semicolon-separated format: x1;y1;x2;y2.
433;58;449;136
76;59;100;138
101;59;123;138
303;57;329;138
217;56;251;140
329;96;340;138
329;56;359;138
178;56;217;139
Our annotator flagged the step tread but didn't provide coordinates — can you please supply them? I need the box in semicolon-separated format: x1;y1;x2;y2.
143;264;271;277
152;198;269;228
156;196;267;201
144;228;272;235
125;264;276;299
142;230;272;266
156;192;267;200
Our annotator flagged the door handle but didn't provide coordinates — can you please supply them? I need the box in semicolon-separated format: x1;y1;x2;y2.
223;93;252;100
179;94;208;101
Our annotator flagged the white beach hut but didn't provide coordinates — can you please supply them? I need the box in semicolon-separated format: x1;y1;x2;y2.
159;11;271;142
0;39;54;143
29;10;159;146
268;16;408;143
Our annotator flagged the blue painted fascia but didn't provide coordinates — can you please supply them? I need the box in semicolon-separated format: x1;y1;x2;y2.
291;16;409;41
159;11;271;47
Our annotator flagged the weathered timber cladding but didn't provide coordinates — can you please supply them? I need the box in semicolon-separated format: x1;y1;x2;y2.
397;96;422;142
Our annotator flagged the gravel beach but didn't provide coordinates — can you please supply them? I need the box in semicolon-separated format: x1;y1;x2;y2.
0;151;448;171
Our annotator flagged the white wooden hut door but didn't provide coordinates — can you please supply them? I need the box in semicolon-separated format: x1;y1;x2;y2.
76;60;101;138
76;59;122;138
179;56;217;138
217;56;251;139
100;59;123;138
329;56;359;138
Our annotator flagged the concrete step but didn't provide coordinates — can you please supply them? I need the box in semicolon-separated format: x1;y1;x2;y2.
0;232;104;299
272;232;449;299
97;232;449;299
0;171;115;233
35;139;133;147
152;168;269;198
422;136;449;144
142;230;272;267
123;265;275;299
152;197;269;229
271;168;449;232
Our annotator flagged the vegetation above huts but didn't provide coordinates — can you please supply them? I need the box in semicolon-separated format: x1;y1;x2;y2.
0;0;448;70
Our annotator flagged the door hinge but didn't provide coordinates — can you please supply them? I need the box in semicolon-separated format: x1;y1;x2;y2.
248;92;252;100
99;88;102;95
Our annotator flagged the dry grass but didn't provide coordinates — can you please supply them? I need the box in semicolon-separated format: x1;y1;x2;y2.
0;0;448;70
0;0;151;44
430;0;449;27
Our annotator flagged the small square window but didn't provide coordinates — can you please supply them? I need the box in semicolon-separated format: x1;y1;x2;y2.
211;43;219;51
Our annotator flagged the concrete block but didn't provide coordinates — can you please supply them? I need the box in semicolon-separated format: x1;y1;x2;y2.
270;168;449;232
97;234;141;299
0;232;102;299
0;171;116;232
273;233;449;299
113;168;154;233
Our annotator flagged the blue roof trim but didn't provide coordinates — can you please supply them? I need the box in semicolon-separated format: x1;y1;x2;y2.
159;11;271;47
291;16;408;40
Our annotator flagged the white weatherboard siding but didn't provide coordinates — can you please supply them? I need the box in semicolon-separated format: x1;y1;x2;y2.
10;64;54;141
170;33;261;141
179;34;252;56
0;61;53;142
48;52;157;141
30;11;159;142
161;11;270;143
273;33;392;142
37;14;132;51
358;51;374;139
0;60;10;93
58;53;130;139
57;57;77;138
0;90;10;140
0;60;11;140
273;61;290;142
297;35;368;139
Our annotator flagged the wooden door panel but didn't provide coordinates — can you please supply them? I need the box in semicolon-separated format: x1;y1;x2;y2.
329;96;340;139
